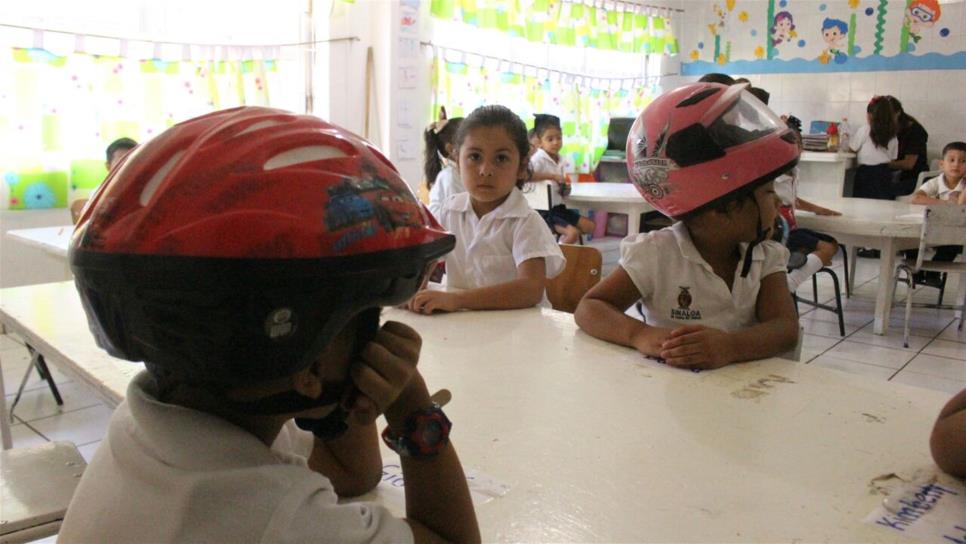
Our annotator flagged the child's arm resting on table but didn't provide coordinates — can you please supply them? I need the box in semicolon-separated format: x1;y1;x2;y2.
308;421;383;497
796;197;840;216
574;266;673;356
930;388;966;478
408;258;547;313
910;190;950;206
658;271;799;369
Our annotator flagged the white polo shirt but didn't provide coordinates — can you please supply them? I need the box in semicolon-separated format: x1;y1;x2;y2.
59;372;413;544
620;221;790;330
438;188;565;293
529;148;566;207
919;173;965;201
428;164;464;219
849;124;898;166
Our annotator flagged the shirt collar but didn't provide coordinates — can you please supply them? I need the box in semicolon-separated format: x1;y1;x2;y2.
444;187;531;218
938;173;966;191
670;221;765;266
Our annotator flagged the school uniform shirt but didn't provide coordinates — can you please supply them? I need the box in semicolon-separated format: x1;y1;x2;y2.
919;173;966;200
428;163;464;219
438;188;565;294
849;124;898;166
529;148;566;207
620;221;790;330
773;167;798;229
58;371;413;544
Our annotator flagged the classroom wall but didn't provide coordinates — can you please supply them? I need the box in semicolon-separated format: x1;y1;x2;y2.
667;0;966;160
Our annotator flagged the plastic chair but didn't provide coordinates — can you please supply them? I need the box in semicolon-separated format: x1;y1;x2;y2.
0;441;86;543
892;205;966;348
522;180;554;211
546;244;602;313
895;170;941;203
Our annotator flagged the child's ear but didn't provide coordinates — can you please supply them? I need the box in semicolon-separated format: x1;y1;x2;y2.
444;142;455;159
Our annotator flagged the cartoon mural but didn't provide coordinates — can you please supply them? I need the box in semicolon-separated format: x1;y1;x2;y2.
770;11;797;47
683;0;963;75
901;0;942;51
819;18;849;64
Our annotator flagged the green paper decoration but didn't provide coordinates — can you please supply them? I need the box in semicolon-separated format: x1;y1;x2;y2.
6;171;68;210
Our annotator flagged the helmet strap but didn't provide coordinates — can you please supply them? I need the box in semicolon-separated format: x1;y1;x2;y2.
740;198;771;278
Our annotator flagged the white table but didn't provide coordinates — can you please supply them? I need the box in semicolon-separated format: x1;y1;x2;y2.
795;197;931;336
797;151;856;200
565;182;653;236
6;226;73;259
0;281;955;542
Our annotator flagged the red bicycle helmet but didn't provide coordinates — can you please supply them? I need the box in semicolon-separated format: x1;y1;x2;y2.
71;107;454;395
626;82;799;219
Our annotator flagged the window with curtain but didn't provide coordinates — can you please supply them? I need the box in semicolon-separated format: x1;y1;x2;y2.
0;47;288;210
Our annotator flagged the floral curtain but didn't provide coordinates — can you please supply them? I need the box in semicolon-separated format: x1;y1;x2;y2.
0;47;282;210
430;0;679;55
432;52;656;173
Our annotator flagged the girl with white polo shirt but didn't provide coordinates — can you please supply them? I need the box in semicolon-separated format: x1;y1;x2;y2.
575;82;800;370
408;105;565;314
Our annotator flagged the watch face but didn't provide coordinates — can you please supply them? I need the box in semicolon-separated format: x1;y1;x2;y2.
420;420;443;445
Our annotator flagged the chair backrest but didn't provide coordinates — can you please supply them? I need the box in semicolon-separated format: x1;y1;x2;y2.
915;205;966;266
546;244;603;313
522;180;554;211
915;170;942;193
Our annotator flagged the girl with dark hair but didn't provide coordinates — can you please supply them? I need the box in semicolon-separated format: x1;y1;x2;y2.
885;95;930;196
849;96;899;200
423;108;464;218
408;105;565;314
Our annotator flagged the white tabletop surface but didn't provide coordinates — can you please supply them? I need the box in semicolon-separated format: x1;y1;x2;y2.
0;280;955;542
6;226;73;258
795;197;923;238
566;182;647;203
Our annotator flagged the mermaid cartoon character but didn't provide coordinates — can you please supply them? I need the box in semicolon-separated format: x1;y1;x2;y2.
819;18;848;65
770;11;797;47
904;0;941;43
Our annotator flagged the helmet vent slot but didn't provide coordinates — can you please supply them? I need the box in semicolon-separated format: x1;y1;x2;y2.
139;150;185;206
264;146;347;170
236;120;285;137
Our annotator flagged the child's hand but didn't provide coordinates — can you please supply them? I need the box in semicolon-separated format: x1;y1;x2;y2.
407;289;462;314
630;326;673;357
347;321;422;425
947;191;962;203
814;206;841;216
659;325;735;370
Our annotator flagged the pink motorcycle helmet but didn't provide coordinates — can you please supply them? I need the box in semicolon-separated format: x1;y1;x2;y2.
626;82;799;219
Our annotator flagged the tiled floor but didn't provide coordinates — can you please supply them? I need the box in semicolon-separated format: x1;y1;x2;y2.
2;254;964;461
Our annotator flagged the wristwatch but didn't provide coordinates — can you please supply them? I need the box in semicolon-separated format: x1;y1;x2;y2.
381;403;451;458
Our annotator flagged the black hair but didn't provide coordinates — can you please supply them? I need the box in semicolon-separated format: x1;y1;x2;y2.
747;86;770;105
532;113;562;139
423;117;463;190
943;141;966;156
106;137;137;163
884;95;921;131
455;105;531;189
698;73;736;85
867;97;897;150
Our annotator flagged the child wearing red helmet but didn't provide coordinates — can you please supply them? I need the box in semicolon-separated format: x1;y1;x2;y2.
575;83;800;370
61;107;480;543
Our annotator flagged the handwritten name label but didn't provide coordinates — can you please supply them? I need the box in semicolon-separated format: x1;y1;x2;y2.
376;463;510;509
865;480;966;543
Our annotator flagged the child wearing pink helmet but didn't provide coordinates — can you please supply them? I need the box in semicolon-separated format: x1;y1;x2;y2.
575;82;800;370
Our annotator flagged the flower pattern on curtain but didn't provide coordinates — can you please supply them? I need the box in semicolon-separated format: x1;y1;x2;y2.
432;53;657;173
430;0;678;55
0;47;281;210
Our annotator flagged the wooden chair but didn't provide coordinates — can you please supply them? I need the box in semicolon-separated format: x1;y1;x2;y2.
892;205;966;348
0;441;86;543
546;244;602;313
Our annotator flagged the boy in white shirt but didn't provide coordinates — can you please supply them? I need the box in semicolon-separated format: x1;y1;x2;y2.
576;82;799;370
60;107;480;544
907;141;966;284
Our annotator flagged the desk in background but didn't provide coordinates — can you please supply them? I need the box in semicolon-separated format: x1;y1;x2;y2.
797;151;856;200
0;280;954;542
565;182;652;237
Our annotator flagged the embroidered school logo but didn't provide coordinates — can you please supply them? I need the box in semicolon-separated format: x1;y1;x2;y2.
671;286;702;320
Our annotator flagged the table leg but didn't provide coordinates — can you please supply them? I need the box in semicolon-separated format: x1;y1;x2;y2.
626;208;641;236
873;239;897;335
847;245;857;295
0;351;11;450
